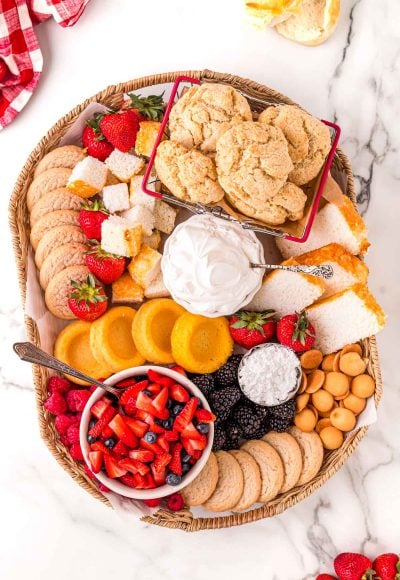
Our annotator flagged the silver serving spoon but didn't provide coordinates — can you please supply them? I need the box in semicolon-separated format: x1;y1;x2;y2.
13;342;121;397
250;263;334;280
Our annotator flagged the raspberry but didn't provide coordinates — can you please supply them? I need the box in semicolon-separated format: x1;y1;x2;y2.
66;389;91;413
54;414;77;435
48;376;71;393
70;442;84;461
60;433;71;447
66;423;80;445
144;498;161;507
167;493;184;511
44;392;67;415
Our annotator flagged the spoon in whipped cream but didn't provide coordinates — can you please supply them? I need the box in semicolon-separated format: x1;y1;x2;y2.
250;263;334;279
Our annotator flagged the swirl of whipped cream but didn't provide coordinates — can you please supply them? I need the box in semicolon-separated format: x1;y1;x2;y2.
161;214;264;317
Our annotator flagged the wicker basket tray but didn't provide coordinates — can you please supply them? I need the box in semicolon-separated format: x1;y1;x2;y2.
8;69;383;532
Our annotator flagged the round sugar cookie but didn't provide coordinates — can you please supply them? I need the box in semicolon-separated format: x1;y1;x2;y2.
203;451;244;512
240;440;284;503
288;426;324;486
262;432;303;493
230;450;261;512
181;452;219;507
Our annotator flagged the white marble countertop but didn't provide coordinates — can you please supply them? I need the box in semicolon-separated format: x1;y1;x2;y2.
1;1;399;578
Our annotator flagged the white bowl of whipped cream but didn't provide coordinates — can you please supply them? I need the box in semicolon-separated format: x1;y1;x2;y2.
161;214;264;317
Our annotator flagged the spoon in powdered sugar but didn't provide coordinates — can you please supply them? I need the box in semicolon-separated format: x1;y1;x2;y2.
250;263;334;279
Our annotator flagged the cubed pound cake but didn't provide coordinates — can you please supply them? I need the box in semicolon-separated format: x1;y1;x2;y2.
101;216;142;257
105;150;145;182
245;258;324;317
67;156;107;198
306;284;386;354
295;243;369;297
276;195;370;258
112;272;144;304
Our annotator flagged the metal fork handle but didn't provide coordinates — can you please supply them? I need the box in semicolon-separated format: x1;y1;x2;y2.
13;342;120;396
250;263;334;280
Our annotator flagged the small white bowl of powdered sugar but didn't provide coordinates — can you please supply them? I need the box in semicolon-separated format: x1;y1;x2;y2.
238;343;302;407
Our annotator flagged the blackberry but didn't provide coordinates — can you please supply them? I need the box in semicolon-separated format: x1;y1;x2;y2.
191;374;215;398
269;415;292;433
212;423;227;451
223;422;243;449
248;423;269;439
269;399;296;421
210;386;241;422
222;438;240;451
213;355;243;388
232;405;265;438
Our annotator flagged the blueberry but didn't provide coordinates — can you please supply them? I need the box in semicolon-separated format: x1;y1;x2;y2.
144;431;157;444
154;418;164;426
172;404;184;416
166;398;174;410
182;462;191;474
87;434;97;444
143;390;152;397
163;418;174;430
197;423;209;434
166;473;182;486
181;452;191;463
89;418;97;430
104;438;116;448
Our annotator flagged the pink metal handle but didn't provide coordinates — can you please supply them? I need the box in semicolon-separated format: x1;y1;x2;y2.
141;76;201;199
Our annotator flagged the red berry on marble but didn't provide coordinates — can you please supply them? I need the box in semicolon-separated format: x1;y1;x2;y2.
44;392;67;415
143;498;161;507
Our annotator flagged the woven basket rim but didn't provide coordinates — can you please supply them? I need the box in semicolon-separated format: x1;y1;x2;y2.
8;69;383;532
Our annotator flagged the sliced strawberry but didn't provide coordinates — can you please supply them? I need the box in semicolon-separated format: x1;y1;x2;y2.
174;397;198;432
90;441;111;455
119;473;137;488
89;406;117;438
146;382;162;395
88;451;103;473
104;454;127;478
152;386;169;417
147;369;164;384
195;408;217;423
170;384;190;403
169;443;183;476
165;430;179;442
116;377;137;389
150;422;166;435
169;365;187;377
148;369;175;389
124;417;148;438
134;409;154;425
153;451;172;473
181;422;203;440
101;425;114;439
136;391;155;414
145;473;156;489
119;458;149;476
113;440;128;456
140;437;164;456
133;473;147;488
108;414;138;448
157;434;170;453
151;463;167;486
90;398;111;419
120;381;148;406
192;449;202;460
188;434;207;451
128;449;154;462
124;401;137;416
181;437;196;456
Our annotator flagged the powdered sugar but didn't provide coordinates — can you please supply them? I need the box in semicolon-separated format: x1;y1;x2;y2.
238;343;301;406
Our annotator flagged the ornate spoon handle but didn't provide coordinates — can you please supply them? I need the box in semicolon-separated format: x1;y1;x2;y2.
250;263;334;280
13;342;120;396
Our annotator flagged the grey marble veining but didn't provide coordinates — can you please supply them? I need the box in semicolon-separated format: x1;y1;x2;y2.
1;1;399;578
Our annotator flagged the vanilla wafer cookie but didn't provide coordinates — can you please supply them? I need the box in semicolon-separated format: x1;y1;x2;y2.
203;451;244;512
262;432;303;493
241;440;284;503
181;452;219;507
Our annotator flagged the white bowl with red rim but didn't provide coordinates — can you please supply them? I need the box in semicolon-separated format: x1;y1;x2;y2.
79;365;214;500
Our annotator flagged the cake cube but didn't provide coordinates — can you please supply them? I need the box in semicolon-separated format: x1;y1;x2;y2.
112;272;144;304
144;271;170;299
142;230;161;250
67;156;107;198
135;121;163;157
128;245;161;288
121;205;155;236
154;200;177;234
101;215;142;257
129;175;157;211
105;150;145;182
102;183;130;213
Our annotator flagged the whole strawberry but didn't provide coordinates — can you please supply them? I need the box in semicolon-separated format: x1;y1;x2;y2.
373;553;400;580
229;310;276;349
100;109;140;152
85;240;126;284
68;274;108;321
334;553;374;580
277;310;315;353
79;199;109;241
82;113;114;161
122;92;165;121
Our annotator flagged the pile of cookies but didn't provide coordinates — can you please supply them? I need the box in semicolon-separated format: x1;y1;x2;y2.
155;82;332;226
294;344;375;450
182;427;324;512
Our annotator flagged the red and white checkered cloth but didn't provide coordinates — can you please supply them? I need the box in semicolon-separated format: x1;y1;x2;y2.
0;0;90;130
